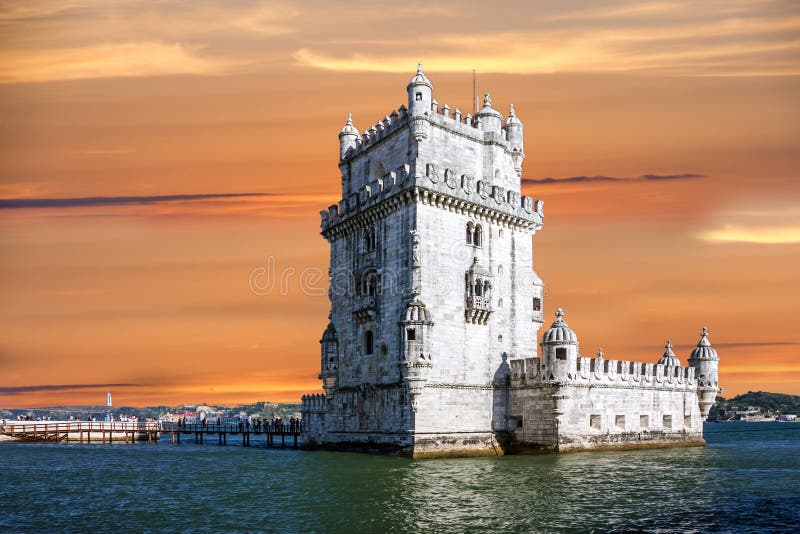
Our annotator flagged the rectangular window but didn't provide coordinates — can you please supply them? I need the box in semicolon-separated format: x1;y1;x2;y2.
590;414;601;430
556;347;567;360
615;415;625;429
406;328;416;341
532;297;541;311
640;415;649;429
663;415;672;429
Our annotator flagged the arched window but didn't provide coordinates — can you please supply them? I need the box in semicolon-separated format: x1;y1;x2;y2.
364;330;374;354
475;281;482;296
466;222;473;245
483;280;491;298
363;227;376;253
361;270;378;296
473;225;483;247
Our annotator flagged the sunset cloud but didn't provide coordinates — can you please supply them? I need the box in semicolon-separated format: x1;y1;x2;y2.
0;383;138;396
0;42;240;84
293;6;800;77
0;193;273;210
523;173;705;185
696;226;800;244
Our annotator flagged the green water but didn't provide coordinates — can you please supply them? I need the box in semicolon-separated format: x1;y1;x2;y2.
1;422;798;533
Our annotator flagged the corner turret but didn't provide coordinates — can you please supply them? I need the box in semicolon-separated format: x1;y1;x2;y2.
338;113;359;160
407;62;433;117
476;93;503;133
541;308;579;379
319;321;339;394
688;326;720;419
400;299;434;412
657;340;681;367
504;104;525;174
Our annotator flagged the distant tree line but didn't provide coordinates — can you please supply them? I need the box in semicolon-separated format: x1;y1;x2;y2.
708;391;800;421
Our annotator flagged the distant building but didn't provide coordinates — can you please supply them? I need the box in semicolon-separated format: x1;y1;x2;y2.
106;392;112;407
301;65;721;457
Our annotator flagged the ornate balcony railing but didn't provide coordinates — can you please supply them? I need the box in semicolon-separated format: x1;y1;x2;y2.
465;296;492;324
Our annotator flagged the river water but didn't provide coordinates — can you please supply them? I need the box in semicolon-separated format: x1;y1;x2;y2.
1;422;797;533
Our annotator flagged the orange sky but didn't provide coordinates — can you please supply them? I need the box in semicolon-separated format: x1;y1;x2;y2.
1;1;798;408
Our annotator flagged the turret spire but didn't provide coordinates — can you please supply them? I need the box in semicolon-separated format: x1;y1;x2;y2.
657;339;680;367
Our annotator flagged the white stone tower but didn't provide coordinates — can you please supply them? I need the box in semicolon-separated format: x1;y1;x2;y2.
302;64;545;457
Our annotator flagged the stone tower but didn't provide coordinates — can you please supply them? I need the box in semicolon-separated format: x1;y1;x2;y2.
302;64;545;457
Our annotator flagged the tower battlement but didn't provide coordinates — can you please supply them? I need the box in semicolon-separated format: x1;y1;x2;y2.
325;65;541;234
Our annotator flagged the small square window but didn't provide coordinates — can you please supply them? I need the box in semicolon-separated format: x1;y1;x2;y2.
663;415;673;429
590;414;601;429
415;92;422;101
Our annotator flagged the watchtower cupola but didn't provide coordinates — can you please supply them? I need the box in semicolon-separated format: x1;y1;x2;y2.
338;113;359;160
541;308;579;378
476;93;503;133
657;340;681;367
407;62;433;117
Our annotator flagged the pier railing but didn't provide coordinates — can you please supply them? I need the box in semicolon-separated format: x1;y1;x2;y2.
1;420;303;448
0;421;160;443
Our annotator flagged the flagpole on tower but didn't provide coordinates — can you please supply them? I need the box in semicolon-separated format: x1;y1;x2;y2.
472;69;477;115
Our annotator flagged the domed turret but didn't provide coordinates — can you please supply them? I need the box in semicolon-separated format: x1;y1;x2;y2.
657;340;681;367
541;309;579;378
400;298;434;411
407;62;433;117
319;321;339;394
689;326;719;361
688;326;720;388
542;308;578;345
338;113;359;160
403;299;433;324
688;326;720;419
475;93;503;133
504;104;524;147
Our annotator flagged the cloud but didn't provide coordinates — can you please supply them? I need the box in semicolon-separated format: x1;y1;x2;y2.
522;173;705;185
696;226;800;244
0;193;273;210
0;41;242;84
669;341;800;350
0;383;139;396
697;205;800;244
293;8;800;77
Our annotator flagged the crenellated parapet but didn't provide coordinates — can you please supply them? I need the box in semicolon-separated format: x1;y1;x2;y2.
339;107;409;162
301;393;328;419
513;309;717;397
320;166;543;236
510;355;698;391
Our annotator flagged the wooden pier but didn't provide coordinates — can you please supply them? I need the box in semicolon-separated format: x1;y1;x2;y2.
160;422;301;448
0;421;160;443
0;421;302;449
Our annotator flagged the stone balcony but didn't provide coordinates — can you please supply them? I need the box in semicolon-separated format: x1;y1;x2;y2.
465;296;492;325
353;295;377;323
